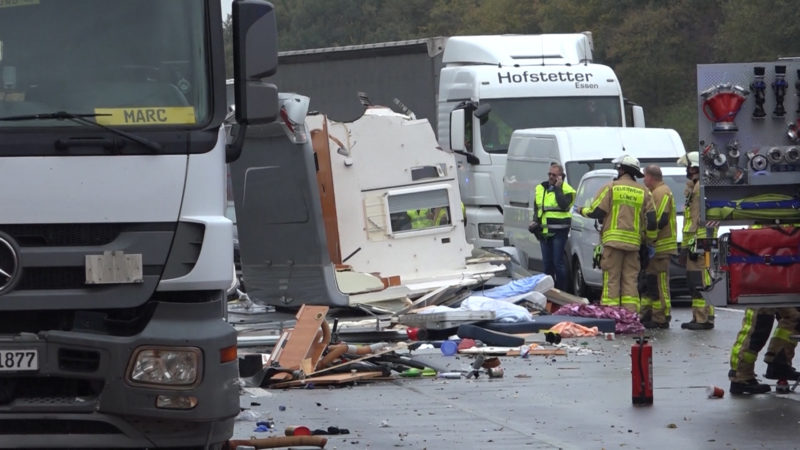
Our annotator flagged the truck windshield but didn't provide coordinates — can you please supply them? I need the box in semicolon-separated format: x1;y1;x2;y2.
0;0;208;128
480;96;622;153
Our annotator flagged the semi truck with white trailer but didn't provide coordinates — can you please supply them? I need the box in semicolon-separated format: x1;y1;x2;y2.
0;0;278;447
267;33;644;249
696;60;800;308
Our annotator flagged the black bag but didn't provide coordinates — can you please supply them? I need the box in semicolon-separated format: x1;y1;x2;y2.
528;222;544;240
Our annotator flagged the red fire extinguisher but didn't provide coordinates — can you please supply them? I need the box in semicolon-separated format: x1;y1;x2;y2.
631;336;653;405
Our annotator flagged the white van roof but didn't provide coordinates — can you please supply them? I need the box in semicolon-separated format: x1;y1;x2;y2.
443;34;593;66
581;166;685;182
508;127;685;162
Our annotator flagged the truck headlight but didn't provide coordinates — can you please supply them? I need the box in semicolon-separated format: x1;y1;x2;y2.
478;223;504;240
128;347;201;387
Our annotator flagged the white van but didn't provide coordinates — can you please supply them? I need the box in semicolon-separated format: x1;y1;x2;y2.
566;167;689;297
502;127;686;275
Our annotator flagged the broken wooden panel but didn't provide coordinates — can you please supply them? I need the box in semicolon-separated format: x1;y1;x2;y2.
310;119;341;265
273;305;330;374
269;371;384;389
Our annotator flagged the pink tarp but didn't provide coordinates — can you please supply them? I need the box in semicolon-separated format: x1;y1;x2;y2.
552;304;645;334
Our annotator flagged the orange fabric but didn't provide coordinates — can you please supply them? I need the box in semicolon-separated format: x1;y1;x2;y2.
550;321;600;338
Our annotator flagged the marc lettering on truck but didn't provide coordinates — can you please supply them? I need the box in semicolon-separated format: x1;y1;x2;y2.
94;107;197;126
497;71;599;89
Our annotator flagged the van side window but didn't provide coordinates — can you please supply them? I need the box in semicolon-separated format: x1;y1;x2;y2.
575;176;609;208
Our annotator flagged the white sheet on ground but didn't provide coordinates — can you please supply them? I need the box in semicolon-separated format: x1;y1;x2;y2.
417;296;533;322
475;274;552;308
414;274;554;322
459;296;533;322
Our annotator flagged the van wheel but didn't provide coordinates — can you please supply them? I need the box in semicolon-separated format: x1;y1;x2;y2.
572;259;587;298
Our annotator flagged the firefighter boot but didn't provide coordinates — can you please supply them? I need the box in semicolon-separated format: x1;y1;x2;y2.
681;321;714;330
642;320;669;329
765;364;800;381
730;379;771;395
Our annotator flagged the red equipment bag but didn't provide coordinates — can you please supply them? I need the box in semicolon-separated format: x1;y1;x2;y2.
724;226;800;303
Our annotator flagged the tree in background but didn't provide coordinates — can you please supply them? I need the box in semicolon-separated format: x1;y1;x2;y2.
224;14;233;77
223;0;800;149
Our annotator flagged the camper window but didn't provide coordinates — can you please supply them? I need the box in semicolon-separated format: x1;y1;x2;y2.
386;187;451;233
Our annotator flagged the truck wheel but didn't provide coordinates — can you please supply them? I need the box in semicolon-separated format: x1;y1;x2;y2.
572;259;587;298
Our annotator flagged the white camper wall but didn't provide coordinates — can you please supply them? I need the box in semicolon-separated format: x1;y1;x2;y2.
318;109;473;281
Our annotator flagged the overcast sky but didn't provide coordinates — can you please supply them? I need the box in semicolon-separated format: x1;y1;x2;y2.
221;1;231;20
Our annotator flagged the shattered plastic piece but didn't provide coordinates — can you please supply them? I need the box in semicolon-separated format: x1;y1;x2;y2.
438;372;463;379
285;425;311;436
236;409;261;422
441;340;458;356
458;338;477;350
486;367;504;378
253;421;274;433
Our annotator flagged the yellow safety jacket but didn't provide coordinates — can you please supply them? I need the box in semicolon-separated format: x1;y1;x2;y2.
434;207;450;226
407;209;433;229
581;174;656;251
534;181;576;236
682;178;715;247
650;181;678;255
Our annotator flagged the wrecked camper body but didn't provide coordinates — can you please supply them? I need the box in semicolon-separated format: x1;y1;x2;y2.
229;95;502;308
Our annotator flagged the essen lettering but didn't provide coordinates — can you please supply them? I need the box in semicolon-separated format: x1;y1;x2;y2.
497;71;594;84
122;109;169;124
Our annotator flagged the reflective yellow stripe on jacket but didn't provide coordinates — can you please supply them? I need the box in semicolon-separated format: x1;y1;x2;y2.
653;182;677;254
603;184;645;247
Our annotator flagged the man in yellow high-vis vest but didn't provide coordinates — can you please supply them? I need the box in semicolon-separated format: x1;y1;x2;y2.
580;155;657;313
530;163;575;292
640;165;677;328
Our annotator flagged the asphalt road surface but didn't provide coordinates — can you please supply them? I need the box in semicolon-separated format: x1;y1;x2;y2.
232;305;800;450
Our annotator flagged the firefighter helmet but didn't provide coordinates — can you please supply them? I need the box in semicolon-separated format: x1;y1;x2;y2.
612;154;644;178
677;152;700;168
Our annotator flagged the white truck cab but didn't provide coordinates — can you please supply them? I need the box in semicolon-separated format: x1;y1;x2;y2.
0;1;278;447
443;34;644;248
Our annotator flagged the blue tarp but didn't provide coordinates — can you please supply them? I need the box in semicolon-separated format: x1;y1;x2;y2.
479;274;552;300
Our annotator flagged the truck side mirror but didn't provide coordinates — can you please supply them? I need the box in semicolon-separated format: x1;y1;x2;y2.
450;109;466;151
474;103;492;125
232;0;279;126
